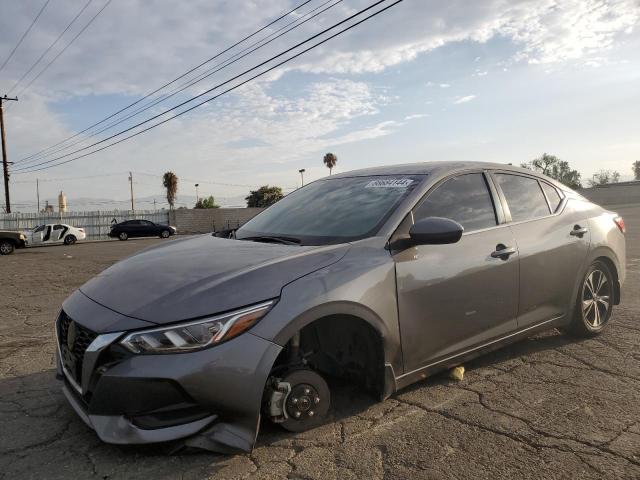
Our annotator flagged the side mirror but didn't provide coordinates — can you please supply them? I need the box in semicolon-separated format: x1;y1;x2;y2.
409;217;464;245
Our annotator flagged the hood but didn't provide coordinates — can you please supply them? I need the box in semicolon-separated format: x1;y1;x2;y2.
79;235;349;324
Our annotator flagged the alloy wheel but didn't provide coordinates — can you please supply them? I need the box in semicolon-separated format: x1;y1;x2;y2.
0;242;13;255
582;269;611;328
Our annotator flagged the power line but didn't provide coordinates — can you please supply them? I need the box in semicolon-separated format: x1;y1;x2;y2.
15;0;314;165
13;0;401;174
133;171;283;189
14;0;344;167
7;0;95;96
10;0;113;100
0;0;51;74
11;171;126;184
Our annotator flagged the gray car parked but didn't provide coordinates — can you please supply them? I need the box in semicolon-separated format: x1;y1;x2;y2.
55;161;626;453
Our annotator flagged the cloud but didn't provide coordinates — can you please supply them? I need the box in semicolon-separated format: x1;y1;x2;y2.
453;95;477;104
404;113;430;120
289;0;639;75
1;0;636;99
9;79;395;199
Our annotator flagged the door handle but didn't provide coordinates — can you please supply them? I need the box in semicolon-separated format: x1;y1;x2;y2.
570;225;588;237
491;244;516;260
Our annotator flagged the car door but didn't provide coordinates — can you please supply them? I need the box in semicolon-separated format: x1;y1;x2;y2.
492;172;591;328
140;220;156;236
42;225;53;243
52;224;66;243
124;220;141;237
31;225;45;244
393;172;519;373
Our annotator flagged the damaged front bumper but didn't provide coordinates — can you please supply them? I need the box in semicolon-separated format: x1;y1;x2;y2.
55;301;282;453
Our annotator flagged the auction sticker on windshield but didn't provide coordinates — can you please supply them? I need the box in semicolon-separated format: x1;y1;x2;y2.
365;178;414;188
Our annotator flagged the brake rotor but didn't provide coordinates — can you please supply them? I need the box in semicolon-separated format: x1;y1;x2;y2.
280;369;330;433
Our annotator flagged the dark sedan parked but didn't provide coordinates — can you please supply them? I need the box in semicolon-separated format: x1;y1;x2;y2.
109;219;176;240
56;162;625;454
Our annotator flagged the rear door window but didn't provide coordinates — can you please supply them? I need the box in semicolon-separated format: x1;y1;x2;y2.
495;174;550;222
540;182;563;213
414;173;497;233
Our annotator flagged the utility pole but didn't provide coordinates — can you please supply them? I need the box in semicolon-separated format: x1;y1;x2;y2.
36;178;40;212
128;171;135;211
1;95;18;214
153;199;157;211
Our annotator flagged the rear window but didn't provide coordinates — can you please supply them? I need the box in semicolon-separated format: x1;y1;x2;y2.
495;174;550;222
540;182;562;212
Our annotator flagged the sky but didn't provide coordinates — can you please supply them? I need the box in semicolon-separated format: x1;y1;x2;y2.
0;0;639;211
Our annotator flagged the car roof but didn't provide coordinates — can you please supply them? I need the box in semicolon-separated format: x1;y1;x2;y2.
328;161;573;193
330;161;533;178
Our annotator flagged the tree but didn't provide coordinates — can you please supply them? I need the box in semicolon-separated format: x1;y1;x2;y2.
323;152;337;175
162;172;178;209
521;153;582;189
588;170;621;187
245;185;284;207
194;195;219;209
633;160;640;180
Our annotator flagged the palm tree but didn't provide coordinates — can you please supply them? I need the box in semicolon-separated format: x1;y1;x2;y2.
162;171;178;209
323;152;337;175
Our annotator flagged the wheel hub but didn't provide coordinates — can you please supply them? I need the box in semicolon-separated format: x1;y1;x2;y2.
286;383;321;419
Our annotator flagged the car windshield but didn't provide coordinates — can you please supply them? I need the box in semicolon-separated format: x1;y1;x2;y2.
236;175;424;245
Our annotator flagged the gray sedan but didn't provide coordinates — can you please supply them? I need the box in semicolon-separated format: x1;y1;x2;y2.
54;161;626;453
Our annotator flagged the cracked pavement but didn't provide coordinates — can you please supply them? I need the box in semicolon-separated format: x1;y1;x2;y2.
1;206;639;479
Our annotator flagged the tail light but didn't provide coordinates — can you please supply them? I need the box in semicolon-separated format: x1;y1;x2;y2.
78;228;85;233
613;216;625;234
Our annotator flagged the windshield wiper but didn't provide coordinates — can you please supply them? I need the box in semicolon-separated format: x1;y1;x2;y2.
240;235;301;245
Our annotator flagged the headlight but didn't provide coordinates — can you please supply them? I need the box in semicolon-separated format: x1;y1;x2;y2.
19;234;25;240
120;300;274;354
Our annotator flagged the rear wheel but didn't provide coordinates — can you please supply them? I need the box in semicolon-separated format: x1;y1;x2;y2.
118;232;128;241
160;229;170;239
0;240;15;255
64;235;76;245
567;260;614;337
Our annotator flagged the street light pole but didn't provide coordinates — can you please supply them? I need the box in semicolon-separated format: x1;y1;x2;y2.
1;95;18;213
298;168;306;187
128;171;135;211
195;183;199;203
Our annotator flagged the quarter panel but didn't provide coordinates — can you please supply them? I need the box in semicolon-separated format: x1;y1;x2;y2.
587;210;626;287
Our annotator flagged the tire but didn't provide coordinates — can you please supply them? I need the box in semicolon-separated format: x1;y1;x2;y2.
0;240;15;255
160;230;170;239
118;232;128;241
64;235;76;245
567;260;615;337
279;369;331;433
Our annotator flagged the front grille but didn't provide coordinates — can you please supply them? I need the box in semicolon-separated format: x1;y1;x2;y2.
57;311;98;387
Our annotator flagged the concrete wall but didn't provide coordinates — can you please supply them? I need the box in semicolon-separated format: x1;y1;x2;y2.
169;208;264;234
578;181;640;207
